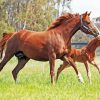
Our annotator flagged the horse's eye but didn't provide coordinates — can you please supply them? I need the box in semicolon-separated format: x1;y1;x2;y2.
87;21;90;24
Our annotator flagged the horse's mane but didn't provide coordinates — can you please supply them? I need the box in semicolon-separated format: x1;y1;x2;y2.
47;13;78;31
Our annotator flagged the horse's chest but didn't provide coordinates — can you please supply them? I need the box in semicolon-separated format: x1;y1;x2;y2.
54;45;68;57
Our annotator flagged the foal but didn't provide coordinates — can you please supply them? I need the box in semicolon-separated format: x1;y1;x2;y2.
56;36;100;83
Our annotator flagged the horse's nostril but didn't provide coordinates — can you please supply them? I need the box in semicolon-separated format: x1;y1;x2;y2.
95;32;100;37
97;32;100;36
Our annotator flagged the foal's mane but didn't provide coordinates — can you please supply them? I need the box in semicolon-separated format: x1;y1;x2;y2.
47;13;78;31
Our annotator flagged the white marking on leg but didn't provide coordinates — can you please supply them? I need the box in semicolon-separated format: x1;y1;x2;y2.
78;72;84;83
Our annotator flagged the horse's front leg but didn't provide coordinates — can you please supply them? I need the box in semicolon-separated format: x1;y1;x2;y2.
64;56;84;83
49;53;56;85
84;61;91;84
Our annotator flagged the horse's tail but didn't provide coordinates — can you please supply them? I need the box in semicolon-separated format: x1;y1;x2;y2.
0;33;13;59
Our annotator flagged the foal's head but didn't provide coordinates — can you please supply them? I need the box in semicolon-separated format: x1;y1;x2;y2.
79;11;100;37
95;36;100;46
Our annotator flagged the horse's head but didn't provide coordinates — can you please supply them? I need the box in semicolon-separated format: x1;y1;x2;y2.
80;11;100;37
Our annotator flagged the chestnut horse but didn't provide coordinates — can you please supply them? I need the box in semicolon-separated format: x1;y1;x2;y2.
0;12;99;84
56;36;100;83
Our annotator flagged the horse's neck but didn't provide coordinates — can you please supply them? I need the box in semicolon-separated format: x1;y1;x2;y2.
57;17;80;43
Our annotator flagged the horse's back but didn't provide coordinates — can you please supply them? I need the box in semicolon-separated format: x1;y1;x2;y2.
7;30;50;60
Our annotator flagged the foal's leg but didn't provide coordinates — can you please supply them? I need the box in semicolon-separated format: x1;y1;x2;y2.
56;61;69;82
84;62;91;83
64;56;84;83
12;58;29;82
90;61;100;74
49;53;56;85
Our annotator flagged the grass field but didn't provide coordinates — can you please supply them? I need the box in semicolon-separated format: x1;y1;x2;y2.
0;57;100;100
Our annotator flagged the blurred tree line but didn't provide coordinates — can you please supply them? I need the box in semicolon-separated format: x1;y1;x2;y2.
0;0;72;38
96;16;100;22
1;0;98;43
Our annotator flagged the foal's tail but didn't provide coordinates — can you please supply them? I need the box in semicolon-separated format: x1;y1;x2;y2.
0;32;13;59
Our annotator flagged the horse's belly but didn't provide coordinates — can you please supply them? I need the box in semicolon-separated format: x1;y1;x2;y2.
19;41;67;61
21;46;49;61
31;51;49;61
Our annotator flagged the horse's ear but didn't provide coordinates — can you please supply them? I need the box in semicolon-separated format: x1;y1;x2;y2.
88;12;91;16
83;11;88;19
3;32;8;37
85;11;88;16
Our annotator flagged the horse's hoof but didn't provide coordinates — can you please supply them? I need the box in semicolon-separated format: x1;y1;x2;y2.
78;73;84;83
51;80;55;86
78;78;84;83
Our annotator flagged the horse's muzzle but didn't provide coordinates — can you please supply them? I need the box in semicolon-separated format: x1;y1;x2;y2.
94;32;100;37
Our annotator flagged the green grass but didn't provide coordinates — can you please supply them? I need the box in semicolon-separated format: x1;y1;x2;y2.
0;57;100;100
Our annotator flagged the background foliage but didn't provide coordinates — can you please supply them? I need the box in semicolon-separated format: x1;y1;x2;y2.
0;0;100;42
0;0;72;34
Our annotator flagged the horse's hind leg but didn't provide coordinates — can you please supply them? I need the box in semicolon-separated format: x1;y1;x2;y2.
0;49;14;71
0;38;18;71
12;58;29;82
0;45;4;59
